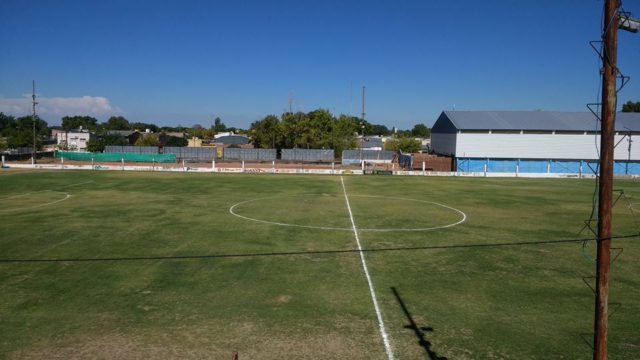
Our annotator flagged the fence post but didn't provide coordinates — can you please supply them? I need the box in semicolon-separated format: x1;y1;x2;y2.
422;161;426;176
242;160;245;172
361;160;364;172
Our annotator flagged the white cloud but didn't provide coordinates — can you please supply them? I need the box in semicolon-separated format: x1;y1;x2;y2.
0;95;120;118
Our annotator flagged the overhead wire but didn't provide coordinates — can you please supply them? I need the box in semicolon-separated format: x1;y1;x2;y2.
0;233;638;264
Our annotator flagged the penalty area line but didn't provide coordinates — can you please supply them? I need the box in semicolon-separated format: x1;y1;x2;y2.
340;176;394;360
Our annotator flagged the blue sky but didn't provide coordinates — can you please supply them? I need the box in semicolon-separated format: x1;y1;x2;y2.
1;0;639;129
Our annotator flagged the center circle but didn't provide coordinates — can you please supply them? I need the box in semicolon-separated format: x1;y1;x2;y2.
229;194;466;232
0;190;71;213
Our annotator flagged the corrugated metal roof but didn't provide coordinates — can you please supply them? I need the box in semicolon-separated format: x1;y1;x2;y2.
363;137;383;149
213;135;250;145
106;130;137;137
441;111;640;132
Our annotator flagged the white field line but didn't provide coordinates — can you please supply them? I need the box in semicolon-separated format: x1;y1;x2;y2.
0;180;93;200
0;192;71;213
340;176;394;360
0;180;91;212
229;197;350;231
228;195;466;232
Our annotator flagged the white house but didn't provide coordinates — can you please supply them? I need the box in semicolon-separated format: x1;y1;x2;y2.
56;129;96;151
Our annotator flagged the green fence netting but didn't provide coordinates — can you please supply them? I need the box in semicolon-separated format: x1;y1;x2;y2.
57;151;176;163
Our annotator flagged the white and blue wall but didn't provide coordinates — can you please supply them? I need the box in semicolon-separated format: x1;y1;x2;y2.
431;112;640;175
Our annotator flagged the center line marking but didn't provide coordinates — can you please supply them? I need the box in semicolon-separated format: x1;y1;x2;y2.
340;176;394;360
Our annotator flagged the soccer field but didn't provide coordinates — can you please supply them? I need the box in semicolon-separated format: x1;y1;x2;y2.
1;170;639;359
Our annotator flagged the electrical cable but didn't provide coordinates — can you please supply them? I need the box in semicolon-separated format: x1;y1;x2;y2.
0;233;638;264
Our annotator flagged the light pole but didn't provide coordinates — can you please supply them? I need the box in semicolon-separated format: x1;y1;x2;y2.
359;121;364;161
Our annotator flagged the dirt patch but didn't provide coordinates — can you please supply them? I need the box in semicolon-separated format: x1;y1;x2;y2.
11;321;379;359
270;295;292;305
136;305;157;312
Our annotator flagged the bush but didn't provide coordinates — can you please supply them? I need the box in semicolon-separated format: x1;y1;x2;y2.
384;137;421;153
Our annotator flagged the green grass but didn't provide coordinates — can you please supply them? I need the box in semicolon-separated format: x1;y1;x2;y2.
0;170;639;359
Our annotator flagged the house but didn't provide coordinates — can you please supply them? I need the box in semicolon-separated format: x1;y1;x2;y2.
56;128;96;151
431;110;640;174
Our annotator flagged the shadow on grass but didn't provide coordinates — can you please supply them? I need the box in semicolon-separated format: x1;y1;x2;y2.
391;286;447;360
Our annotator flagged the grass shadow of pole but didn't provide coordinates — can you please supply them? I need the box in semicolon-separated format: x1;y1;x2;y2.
391;286;447;360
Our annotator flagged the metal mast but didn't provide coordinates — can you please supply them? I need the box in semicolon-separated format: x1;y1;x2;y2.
31;80;38;163
361;86;366;124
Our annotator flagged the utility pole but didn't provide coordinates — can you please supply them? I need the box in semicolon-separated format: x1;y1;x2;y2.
31;80;38;164
594;0;618;359
361;86;366;124
288;92;293;113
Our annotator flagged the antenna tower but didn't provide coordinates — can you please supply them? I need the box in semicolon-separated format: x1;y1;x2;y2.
31;80;38;164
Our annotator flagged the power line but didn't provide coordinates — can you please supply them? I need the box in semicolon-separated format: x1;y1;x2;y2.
1;233;637;264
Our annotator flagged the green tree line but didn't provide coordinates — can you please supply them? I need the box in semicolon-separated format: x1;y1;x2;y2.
622;101;640;113
2;110;431;153
249;109;429;154
0;113;49;151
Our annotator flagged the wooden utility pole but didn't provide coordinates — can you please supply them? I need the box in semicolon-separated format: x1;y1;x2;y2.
594;0;619;359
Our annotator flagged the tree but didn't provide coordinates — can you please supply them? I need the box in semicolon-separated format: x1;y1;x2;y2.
384;136;421;153
85;139;105;153
250;115;282;148
4;116;49;150
411;123;430;137
162;135;188;147
213;117;227;132
304;109;335;149
61;116;98;131
0;112;16;136
130;122;159;133
102;134;129;146
189;124;215;139
369;124;391;136
622;101;640;112
103;116;131;130
332;115;358;155
135;134;160;146
280;112;306;148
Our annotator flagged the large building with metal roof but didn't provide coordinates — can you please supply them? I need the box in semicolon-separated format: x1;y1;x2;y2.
431;111;640;175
